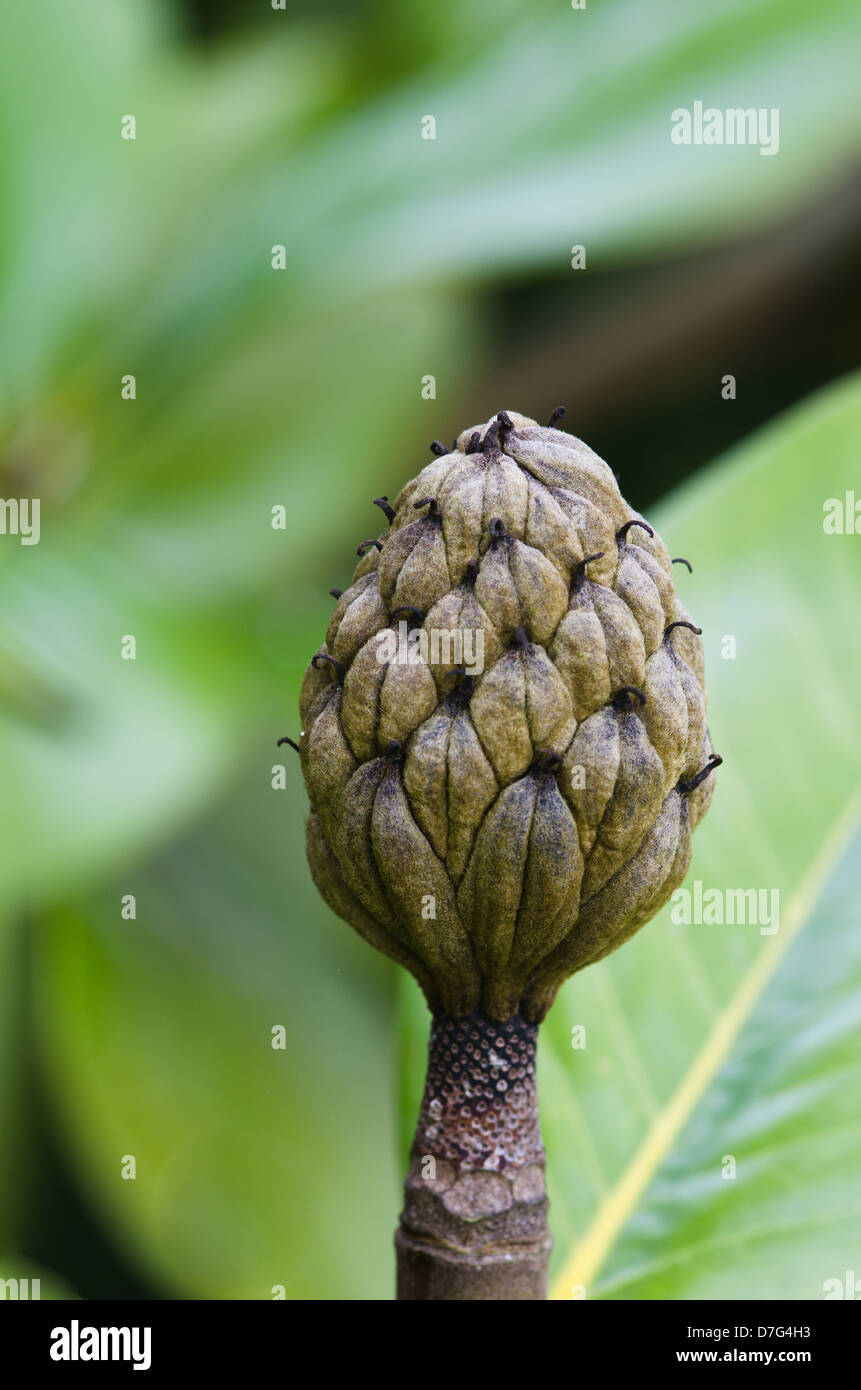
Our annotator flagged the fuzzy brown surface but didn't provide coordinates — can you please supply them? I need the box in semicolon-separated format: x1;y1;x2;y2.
299;412;717;1022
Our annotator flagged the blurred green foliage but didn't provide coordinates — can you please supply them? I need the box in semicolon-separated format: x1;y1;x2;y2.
1;0;859;1298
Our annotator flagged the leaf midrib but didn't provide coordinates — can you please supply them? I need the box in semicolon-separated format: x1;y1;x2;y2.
549;791;861;1300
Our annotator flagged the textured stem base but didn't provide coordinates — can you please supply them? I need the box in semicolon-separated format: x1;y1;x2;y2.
397;1011;551;1301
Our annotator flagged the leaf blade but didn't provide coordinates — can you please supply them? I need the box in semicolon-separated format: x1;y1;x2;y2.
550;792;861;1298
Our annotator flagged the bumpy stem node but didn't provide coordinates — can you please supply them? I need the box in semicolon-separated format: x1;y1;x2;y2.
397;1012;551;1301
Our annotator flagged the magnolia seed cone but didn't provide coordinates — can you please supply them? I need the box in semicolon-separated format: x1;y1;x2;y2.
299;411;718;1024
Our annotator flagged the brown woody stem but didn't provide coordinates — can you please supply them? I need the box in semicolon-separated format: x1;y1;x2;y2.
396;1012;551;1300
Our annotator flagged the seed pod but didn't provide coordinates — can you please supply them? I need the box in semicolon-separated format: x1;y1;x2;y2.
296;411;719;1299
301;412;717;1021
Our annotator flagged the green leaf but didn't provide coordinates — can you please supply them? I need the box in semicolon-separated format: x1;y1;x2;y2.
549;801;861;1299
0;549;252;914
0;286;477;910
221;0;861;300
64;288;479;601
31;771;402;1300
0;915;24;1245
0;0;174;394
11;0;859;402
397;372;861;1300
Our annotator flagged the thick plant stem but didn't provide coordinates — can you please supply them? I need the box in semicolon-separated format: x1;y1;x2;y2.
396;1011;551;1300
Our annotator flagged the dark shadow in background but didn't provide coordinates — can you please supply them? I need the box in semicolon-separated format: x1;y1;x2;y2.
480;168;861;511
